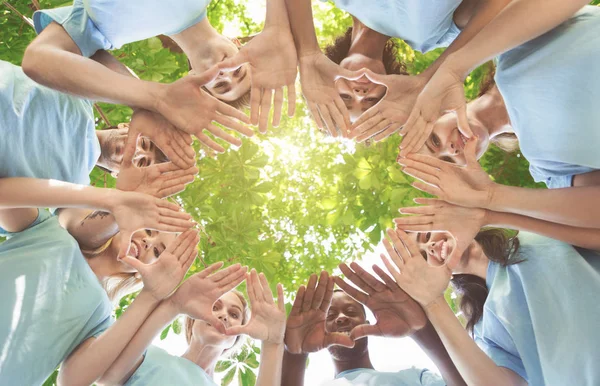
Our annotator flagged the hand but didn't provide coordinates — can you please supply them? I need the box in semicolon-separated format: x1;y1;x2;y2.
129;110;196;169
155;67;254;153
169;262;248;333
400;65;472;156
106;191;195;258
395;198;488;269
380;229;452;308
334;262;427;340
116;132;198;199
350;71;427;143
218;26;297;133
285;271;354;354
120;230;199;300
224;270;286;344
298;52;358;137
399;137;494;208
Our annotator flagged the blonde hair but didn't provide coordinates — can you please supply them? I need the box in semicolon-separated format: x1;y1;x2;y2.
184;289;250;357
82;236;143;303
490;133;520;153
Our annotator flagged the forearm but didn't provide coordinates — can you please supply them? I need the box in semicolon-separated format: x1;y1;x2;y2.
446;0;588;77
425;298;524;386
255;342;285;386
421;0;512;79
23;23;159;110
99;301;178;385
266;0;291;28
284;0;320;55
58;290;161;386
487;184;600;228
90;50;139;79
0;178;114;211
412;321;466;386
485;210;600;251
280;350;308;386
58;208;119;250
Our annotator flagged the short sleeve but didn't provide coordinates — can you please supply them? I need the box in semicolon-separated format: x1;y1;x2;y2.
475;335;528;381
0;209;51;237
419;369;446;386
33;0;110;57
88;314;114;339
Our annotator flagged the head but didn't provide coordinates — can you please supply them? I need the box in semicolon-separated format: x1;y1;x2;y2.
184;290;250;356
326;290;369;361
409;229;521;333
189;37;251;110
83;229;178;302
325;26;407;122
97;124;169;174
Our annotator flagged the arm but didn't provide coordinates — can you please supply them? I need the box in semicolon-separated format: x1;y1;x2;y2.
412;321;466;386
573;170;600;188
0;208;39;234
425;299;526;386
90;49;139;79
256;342;285;386
283;0;320;56
280;351;308;386
445;0;589;77
58;209;119;250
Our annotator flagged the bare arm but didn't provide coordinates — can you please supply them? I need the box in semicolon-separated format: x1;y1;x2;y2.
58;208;119;250
283;0;320;56
280;351;308;386
90;49;139;79
573;170;600;188
256;343;285;386
0;208;39;233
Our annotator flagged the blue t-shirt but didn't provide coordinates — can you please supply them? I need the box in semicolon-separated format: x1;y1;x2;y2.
0;60;99;185
495;6;600;188
124;345;217;386
33;0;211;57
0;210;113;385
330;367;445;386
324;0;462;53
474;232;600;385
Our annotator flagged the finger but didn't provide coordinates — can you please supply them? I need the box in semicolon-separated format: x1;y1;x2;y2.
372;264;398;288
355;118;390;143
395;229;422;259
413;197;441;206
319;105;337;137
464;136;479;166
119;254;146;273
214;113;255;138
412;181;441;196
382;238;403;269
405;153;446;169
272;88;284;128
117;231;134;259
311;271;329;310
217;51;249;71
409;121;434;156
168;229;195;255
224;325;247;337
455;105;473;138
328;103;348;138
181;239;198;271
287;82;296;117
156;162;181;173
207;316;227;334
348;262;387;292
247;270;258;304
258;272;275;304
276;283;285;312
350;324;380;340
197;261;225;279
398;206;436;215
157;184;187;198
259;89;273;134
400;153;442;176
307;101;324;129
290;285;306;316
387;228;411;262
338;263;374;295
324;332;355;349
380;253;402;282
403;168;439;187
250;86;261;126
333;96;351;134
320;276;335;313
156;198;189;214
210;263;242;282
122;133;140;167
446;245;464;271
393;223;432;232
215;100;252;125
196;132;225;153
351;107;379;130
302;274;318;312
206;124;242;147
191;67;221;85
349;114;382;139
218;268;247;294
332;276;366;304
373;122;402;142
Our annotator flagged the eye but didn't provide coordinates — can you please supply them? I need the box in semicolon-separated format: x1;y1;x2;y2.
230;312;239;319
425;232;431;242
145;229;151;236
326;312;336;321
136;158;148;168
440;156;456;164
153;247;160;258
213;305;218;311
214;81;227;89
340;93;352;100
421;250;428;260
431;133;441;148
234;67;242;76
365;97;379;103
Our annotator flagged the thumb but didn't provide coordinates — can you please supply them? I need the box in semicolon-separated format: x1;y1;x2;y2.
455;106;472;138
207;317;227;334
119;254;146;273
117;231;134;260
350;324;380;340
122;133;140;167
413;197;441;206
224;324;247;337
324;332;355;349
362;68;386;85
445;242;466;270
217;51;249;72
464;136;479;165
190;66;221;86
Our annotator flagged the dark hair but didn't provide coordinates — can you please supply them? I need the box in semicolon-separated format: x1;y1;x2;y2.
324;27;407;76
451;228;523;334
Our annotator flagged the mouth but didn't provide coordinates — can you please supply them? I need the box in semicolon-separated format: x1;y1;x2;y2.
333;326;353;336
457;131;468;151
127;240;141;259
440;240;449;262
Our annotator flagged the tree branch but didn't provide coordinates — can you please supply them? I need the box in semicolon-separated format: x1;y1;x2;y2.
2;1;34;29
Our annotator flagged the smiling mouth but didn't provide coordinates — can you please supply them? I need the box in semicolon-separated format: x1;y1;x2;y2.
440;241;449;262
127;240;141;259
457;131;468;150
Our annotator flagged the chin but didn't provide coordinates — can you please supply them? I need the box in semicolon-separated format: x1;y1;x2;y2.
327;335;368;361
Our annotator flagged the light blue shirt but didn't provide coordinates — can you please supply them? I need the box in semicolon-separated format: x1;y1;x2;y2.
33;0;211;57
329;367;445;386
0;210;113;385
324;0;462;53
124;345;217;386
495;6;600;188
474;232;600;385
0;60;99;185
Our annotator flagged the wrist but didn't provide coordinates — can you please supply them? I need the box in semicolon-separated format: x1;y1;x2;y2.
423;296;448;318
94;187;119;212
444;52;472;81
148;82;168;114
137;288;163;308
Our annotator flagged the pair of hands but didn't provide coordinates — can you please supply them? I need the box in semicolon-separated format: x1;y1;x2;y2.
284;268;427;355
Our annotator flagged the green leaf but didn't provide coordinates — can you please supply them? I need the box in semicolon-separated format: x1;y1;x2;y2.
215;360;232;373
160;325;170;340
244;353;259;369
221;366;236;386
172;318;182;334
239;366;257;386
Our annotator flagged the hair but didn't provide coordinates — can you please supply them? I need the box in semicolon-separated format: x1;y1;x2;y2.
450;228;523;334
324;27;407;76
184;289;250;357
81;236;143;303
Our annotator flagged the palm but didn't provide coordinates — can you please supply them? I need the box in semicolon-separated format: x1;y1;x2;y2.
171;275;219;321
139;251;188;300
366;289;426;338
286;309;328;353
117;165;158;196
299;53;339;102
416;68;466;122
111;192;161;232
243;303;286;343
401;260;451;307
437;162;493;207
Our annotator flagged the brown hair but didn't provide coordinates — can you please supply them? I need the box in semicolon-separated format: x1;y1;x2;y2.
184;289;250;357
450;228;523;334
324;27;407;76
82;237;143;303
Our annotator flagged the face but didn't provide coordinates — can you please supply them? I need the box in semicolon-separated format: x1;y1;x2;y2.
413;113;489;166
406;232;479;272
326;291;368;360
192;291;245;349
102;125;166;172
113;230;177;273
335;76;387;122
192;36;251;102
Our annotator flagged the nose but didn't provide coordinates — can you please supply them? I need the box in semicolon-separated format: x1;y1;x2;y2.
335;314;349;325
446;141;460;156
428;240;443;256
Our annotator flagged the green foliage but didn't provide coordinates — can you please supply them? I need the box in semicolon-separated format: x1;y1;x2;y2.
215;341;261;386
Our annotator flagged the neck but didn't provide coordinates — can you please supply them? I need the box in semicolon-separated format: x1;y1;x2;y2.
181;341;223;376
457;245;489;281
170;18;219;69
468;85;513;140
95;130;113;170
348;19;389;61
85;247;121;282
333;348;374;376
